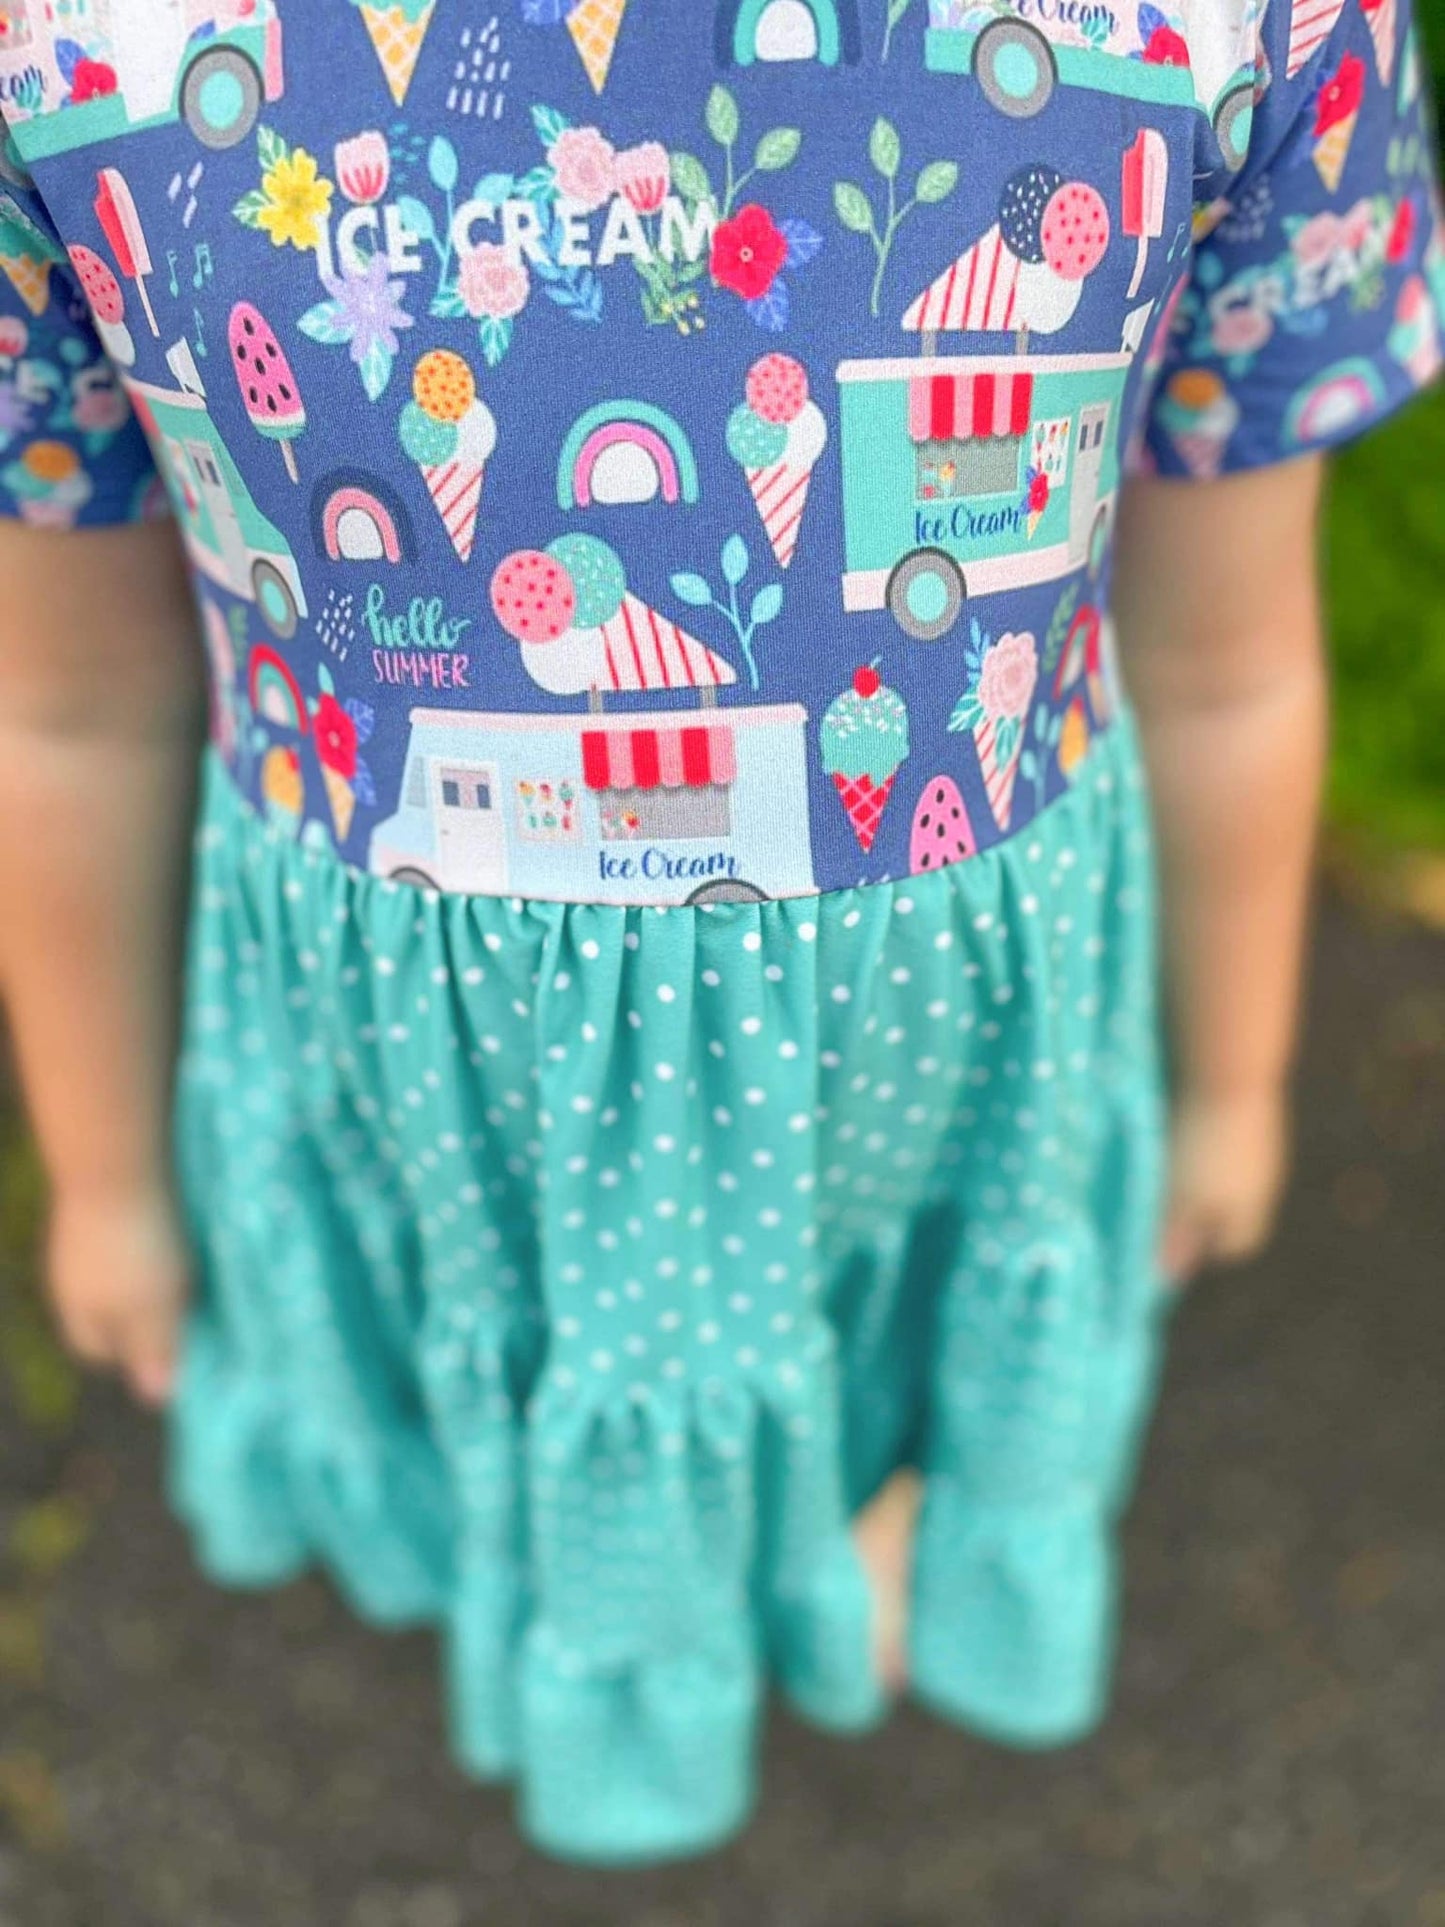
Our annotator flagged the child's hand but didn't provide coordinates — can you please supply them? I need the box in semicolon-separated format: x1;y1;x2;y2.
1158;1086;1290;1289
46;1185;190;1406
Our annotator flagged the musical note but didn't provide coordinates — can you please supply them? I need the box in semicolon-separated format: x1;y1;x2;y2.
192;307;208;358
166;249;181;298
1164;219;1188;262
192;241;213;289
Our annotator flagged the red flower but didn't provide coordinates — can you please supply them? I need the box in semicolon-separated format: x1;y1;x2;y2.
1315;51;1366;136
1027;471;1050;514
710;204;788;302
1142;25;1190;66
69;58;118;102
1385;197;1415;263
313;693;358;779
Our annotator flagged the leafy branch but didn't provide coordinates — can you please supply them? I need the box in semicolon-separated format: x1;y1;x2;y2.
881;0;918;61
705;84;801;218
671;536;783;692
833;119;958;318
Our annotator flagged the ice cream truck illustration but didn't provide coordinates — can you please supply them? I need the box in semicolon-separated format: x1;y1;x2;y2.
924;0;1259;171
125;341;307;638
838;348;1130;640
0;0;283;159
370;537;816;906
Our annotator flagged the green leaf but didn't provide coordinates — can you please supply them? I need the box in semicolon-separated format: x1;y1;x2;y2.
721;534;749;586
395;194;436;244
668;149;714;205
833;181;875;235
706;84;740;149
296;299;352;345
869;117;901;182
317;663;335;695
754;127;801;172
887;0;913;25
670;571;714;607
357;338;394;402
427;135;458;193
915;160;960;204
232;189;269;229
750;582;783;626
256;124;288;172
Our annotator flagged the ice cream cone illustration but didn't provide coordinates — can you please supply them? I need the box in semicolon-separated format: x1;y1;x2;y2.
0;250;51;318
820;663;909;854
1312;51;1365;193
1362;0;1398;82
567;0;628;92
353;0;436;105
262;745;304;837
399;350;495;564
727;355;827;570
322;765;357;841
951;628;1038;833
1154;368;1240;479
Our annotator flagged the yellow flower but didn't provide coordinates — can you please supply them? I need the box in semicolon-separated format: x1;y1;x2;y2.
256;147;333;253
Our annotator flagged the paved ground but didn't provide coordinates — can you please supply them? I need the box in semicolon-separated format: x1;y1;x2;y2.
2;889;1443;1927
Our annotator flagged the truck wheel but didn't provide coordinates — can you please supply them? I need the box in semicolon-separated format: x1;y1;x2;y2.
1212;84;1255;173
886;548;965;642
974;20;1055;118
252;559;300;640
388;866;440;891
180;48;263;151
685;879;769;906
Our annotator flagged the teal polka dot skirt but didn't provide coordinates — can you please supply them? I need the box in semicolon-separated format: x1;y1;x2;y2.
169;714;1175;1865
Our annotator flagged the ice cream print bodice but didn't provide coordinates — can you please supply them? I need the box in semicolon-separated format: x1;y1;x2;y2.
0;0;1438;902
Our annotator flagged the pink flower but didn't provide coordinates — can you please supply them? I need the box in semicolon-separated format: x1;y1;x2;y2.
69;57;117;102
548;126;617;213
613;142;671;215
0;316;27;358
1210;301;1273;357
334;131;390;205
977;631;1038;722
313;694;358;780
1291;210;1344;268
1339;198;1378;254
458;243;530;321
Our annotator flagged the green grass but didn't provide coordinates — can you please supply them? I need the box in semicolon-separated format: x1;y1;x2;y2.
1325;385;1445;851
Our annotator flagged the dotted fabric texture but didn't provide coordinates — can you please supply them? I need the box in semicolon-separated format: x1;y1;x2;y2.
170;715;1173;1863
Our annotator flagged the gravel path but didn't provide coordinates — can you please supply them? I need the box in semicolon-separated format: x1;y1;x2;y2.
2;891;1443;1927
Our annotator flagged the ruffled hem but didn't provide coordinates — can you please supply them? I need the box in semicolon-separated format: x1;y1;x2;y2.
169;717;1170;1863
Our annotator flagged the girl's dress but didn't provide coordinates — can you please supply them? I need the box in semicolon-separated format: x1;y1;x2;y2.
1;0;1439;1864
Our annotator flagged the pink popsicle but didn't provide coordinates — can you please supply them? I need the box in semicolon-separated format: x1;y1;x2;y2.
228;301;306;483
1121;129;1168;299
94;167;158;336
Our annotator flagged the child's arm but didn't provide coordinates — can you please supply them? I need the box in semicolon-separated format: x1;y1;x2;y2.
1111;456;1328;1284
0;518;207;1402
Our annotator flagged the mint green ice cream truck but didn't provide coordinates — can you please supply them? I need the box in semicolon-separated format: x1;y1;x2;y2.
836;348;1131;641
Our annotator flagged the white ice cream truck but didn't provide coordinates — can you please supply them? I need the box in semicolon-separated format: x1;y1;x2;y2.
369;596;817;906
0;0;283;158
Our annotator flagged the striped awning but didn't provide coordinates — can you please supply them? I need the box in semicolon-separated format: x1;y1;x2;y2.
581;725;737;792
909;371;1034;443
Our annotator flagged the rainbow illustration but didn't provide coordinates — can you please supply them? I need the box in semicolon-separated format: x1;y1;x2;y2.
556;401;700;510
715;0;862;66
248;644;310;732
1282;358;1386;448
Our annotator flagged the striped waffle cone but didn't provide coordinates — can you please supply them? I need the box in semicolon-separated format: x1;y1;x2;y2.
973;715;1024;832
745;461;812;568
1312;112;1357;193
359;1;435;105
322;766;356;842
1169;428;1229;481
0;252;51;318
566;0;628;93
418;457;484;563
1365;0;1397;82
832;771;896;853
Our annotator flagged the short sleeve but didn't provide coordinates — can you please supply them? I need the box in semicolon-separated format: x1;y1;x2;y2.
1143;0;1444;478
0;129;160;530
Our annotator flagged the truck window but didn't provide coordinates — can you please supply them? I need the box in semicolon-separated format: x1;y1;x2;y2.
439;767;493;812
915;433;1022;502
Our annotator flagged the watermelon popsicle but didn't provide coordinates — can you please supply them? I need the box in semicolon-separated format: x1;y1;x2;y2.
228;302;307;483
94;168;158;337
1121;129;1168;300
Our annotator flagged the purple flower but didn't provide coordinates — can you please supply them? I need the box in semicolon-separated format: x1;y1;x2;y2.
321;253;413;367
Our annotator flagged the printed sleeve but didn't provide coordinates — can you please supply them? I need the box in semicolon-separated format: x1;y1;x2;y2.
1143;0;1444;478
0;133;161;530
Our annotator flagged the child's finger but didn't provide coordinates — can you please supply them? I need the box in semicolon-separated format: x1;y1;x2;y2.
120;1324;177;1407
1157;1210;1203;1288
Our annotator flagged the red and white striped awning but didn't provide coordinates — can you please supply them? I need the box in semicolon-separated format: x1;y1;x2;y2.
1287;0;1345;73
909;370;1034;442
904;224;1023;334
581;724;737;792
595;592;737;693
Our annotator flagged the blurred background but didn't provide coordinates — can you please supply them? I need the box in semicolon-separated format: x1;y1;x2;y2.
3;14;1445;1924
